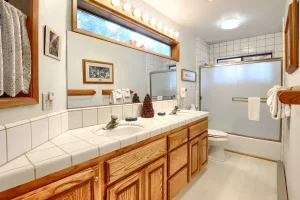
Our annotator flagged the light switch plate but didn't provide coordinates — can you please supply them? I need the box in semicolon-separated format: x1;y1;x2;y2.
42;93;53;111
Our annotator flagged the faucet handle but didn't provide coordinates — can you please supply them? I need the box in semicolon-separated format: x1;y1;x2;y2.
111;115;118;120
175;106;179;110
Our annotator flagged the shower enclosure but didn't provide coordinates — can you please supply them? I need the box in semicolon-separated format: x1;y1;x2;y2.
200;58;282;142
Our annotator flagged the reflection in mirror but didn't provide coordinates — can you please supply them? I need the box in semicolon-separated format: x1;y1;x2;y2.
67;31;178;108
150;70;177;100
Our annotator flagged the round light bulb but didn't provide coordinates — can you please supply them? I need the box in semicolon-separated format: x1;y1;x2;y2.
174;32;179;38
142;13;149;22
111;0;120;6
157;22;162;29
169;29;174;36
123;3;131;12
163;25;169;32
149;18;156;26
133;8;141;17
221;19;240;30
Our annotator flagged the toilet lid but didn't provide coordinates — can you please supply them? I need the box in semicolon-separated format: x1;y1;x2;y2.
208;129;228;138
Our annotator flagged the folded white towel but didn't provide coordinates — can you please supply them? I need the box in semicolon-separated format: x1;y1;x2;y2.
267;85;290;119
122;89;131;98
113;89;122;99
157;96;163;101
248;97;261;121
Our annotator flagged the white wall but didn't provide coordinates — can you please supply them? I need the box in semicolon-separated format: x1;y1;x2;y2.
67;31;147;108
283;1;300;200
0;0;70;124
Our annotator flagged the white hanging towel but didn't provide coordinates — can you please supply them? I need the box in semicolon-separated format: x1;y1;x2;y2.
0;26;3;96
121;89;131;98
0;0;31;97
267;85;291;119
248;97;261;121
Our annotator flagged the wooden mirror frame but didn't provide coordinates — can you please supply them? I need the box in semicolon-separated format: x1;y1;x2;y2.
285;0;299;74
0;0;39;109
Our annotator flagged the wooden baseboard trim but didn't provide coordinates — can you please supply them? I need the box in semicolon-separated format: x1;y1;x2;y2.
224;149;278;163
277;161;288;200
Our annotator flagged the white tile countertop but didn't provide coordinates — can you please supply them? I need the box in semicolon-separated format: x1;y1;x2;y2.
0;110;208;192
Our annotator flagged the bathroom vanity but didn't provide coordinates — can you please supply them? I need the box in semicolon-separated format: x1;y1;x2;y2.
1;114;208;200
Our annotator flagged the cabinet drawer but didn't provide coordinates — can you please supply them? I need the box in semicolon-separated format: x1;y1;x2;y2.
168;128;188;151
106;138;167;184
189;119;208;139
168;144;188;177
168;167;188;200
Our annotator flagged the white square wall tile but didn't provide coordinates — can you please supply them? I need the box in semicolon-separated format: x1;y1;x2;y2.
275;32;282;37
156;102;163;112
132;103;143;117
68;110;83;130
240;42;248;49
48;113;62;139
257;35;266;40
241;38;248;43
82;108;98;127
111;106;122;121
0;129;7;165
275;36;283;44
6;122;31;161
98;106;111;124
275;44;283;52
266;38;274;46
162;101;169;112
248;37;256;41
266;33;275;38
257;46;266;53
220;46;226;53
30;117;49;148
248;41;257;48
266;45;275;51
123;104;133;119
226;41;233;45
61;111;68;133
257;39;266;47
234;43;240;50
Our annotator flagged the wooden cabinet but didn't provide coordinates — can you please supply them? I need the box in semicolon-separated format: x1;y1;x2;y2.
168;144;188;177
200;132;208;167
145;157;167;200
107;172;142;200
168;167;188;200
13;167;100;200
188;136;201;180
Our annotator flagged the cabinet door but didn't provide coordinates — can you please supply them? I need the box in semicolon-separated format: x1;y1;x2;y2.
200;132;208;167
189;136;201;181
14;167;100;200
107;172;142;200
145;157;167;200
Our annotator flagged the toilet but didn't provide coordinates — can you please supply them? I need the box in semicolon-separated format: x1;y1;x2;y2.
208;129;229;162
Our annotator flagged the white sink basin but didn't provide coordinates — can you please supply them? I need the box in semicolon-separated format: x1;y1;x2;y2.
95;125;144;137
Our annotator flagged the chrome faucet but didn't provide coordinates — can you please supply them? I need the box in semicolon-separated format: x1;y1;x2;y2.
103;115;119;130
170;106;180;115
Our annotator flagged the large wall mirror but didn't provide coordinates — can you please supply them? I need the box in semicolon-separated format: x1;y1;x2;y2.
67;31;178;108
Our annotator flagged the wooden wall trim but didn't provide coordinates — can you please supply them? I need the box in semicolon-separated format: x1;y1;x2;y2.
0;0;39;109
72;0;180;62
224;149;278;163
68;89;97;96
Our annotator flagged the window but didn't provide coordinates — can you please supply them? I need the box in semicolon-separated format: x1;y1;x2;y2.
77;9;172;57
217;53;273;64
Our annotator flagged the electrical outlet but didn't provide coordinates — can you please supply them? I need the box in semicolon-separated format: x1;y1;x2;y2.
42;93;53;111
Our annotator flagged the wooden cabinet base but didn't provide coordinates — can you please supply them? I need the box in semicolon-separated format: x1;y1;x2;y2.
168;167;188;200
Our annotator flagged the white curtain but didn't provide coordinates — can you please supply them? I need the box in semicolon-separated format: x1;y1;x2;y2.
0;0;31;97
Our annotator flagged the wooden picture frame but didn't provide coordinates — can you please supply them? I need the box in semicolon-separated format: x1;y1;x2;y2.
0;0;39;109
44;26;61;60
82;59;114;84
285;0;299;74
181;69;196;82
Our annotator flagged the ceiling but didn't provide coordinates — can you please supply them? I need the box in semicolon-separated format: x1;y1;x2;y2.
142;0;286;44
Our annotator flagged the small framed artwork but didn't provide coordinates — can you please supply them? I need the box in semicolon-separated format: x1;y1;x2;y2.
285;0;299;74
82;59;114;84
44;26;61;60
181;69;196;82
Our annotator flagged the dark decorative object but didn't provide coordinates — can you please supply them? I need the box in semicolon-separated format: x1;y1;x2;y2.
142;94;154;118
132;93;140;103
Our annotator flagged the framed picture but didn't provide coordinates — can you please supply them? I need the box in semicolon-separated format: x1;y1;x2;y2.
82;59;114;84
285;0;299;74
181;69;196;82
44;26;61;60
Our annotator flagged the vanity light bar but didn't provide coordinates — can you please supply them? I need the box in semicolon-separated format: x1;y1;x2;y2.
110;0;179;40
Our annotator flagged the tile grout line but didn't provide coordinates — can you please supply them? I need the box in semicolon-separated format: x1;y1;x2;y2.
24;154;36;179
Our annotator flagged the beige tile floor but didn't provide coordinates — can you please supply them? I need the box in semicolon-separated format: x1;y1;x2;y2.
175;153;277;200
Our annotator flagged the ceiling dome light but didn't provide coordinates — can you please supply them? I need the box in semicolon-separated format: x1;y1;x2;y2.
111;0;120;6
157;22;163;29
169;29;174;36
133;8;141;17
163;25;169;32
174;32;179;38
123;3;131;12
221;19;240;30
149;18;156;26
142;13;150;22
